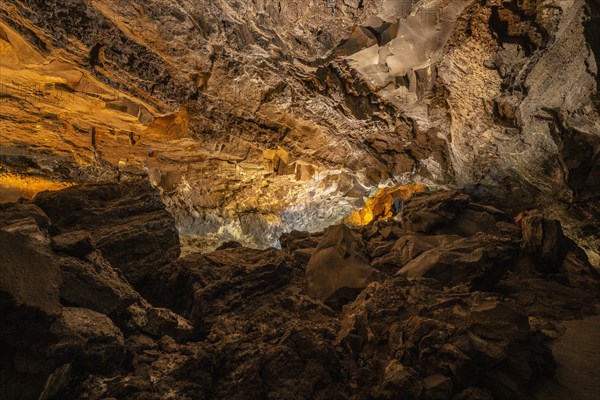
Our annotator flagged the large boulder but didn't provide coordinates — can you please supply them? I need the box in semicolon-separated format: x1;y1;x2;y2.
306;224;378;305
51;230;95;259
0;202;50;230
57;252;140;315
401;191;471;233
0;228;63;400
371;360;423;400
142;246;291;337
396;233;520;291
520;211;570;273
48;307;126;372
34;180;180;283
122;301;193;342
372;234;462;274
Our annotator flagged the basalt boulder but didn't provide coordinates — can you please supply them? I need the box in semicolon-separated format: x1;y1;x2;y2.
396;233;520;291
0;228;63;400
34;180;180;284
142;246;292;337
305;224;378;306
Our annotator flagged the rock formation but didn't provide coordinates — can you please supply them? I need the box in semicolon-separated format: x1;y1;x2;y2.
0;0;597;261
0;1;599;397
1;181;598;400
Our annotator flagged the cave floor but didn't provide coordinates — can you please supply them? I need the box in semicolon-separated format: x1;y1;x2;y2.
532;307;600;400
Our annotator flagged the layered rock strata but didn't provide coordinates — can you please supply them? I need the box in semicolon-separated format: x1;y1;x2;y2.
0;1;597;259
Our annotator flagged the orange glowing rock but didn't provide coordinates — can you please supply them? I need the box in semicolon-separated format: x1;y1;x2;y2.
0;174;74;203
345;182;426;226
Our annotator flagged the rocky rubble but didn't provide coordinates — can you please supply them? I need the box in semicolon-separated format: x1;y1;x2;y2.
1;182;598;400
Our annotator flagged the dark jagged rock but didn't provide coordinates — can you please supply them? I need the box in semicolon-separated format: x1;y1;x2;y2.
396;233;520;291
0;229;61;318
51;230;95;258
372;234;461;274
142;246;291;337
123;301;193;342
452;387;494;400
372;360;423;400
2;186;599;400
521;212;571;273
336;277;553;400
34;180;180;283
0;229;63;400
423;374;453;400
0;202;50;230
48;307;126;373
401;191;471;234
57;252;140;315
306;224;377;305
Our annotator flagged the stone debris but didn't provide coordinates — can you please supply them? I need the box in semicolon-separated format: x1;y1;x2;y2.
1;182;598;400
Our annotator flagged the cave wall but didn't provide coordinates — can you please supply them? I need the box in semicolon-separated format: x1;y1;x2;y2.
0;0;598;260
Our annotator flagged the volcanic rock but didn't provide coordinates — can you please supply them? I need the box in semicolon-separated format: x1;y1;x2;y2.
306;224;377;305
0;228;62;399
423;374;453;400
396;233;519;291
1;0;597;259
48;307;126;373
142;245;291;337
56;252;140;315
520;212;570;273
372;360;423;400
0;202;50;230
50;230;95;258
1;182;599;400
34;180;180;283
402;191;471;234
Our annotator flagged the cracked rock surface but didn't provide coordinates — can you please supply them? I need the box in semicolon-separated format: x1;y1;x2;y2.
1;181;598;400
0;0;598;259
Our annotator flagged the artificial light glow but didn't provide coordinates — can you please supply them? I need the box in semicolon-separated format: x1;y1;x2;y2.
0;173;74;203
345;182;425;226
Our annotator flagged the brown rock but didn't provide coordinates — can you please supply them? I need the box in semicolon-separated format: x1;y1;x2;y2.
423;374;453;400
57;252;140;315
0;229;63;399
521;213;570;273
51;230;95;258
306;224;377;304
402;191;470;234
49;307;125;372
372;360;423;400
396;233;519;291
452;387;494;400
0;202;50;230
34;180;180;283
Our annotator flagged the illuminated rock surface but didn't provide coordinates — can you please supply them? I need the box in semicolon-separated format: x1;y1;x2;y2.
0;0;598;262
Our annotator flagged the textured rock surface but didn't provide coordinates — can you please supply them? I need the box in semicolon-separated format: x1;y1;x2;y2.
0;0;597;259
33;180;180;283
1;184;599;400
306;224;376;304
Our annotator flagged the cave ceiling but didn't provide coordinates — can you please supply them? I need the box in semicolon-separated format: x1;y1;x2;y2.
0;0;598;262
